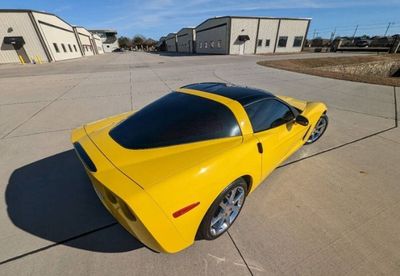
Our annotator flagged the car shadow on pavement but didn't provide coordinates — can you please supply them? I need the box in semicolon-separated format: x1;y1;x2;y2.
6;149;143;253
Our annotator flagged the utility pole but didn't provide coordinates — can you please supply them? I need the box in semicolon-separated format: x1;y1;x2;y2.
352;25;358;42
384;22;395;36
330;27;337;42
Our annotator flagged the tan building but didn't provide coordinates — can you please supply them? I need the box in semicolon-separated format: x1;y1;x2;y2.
0;9;106;64
195;16;311;55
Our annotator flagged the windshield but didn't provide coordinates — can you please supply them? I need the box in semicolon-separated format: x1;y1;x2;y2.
109;92;241;149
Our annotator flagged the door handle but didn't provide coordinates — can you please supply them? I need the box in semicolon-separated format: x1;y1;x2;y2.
257;142;263;154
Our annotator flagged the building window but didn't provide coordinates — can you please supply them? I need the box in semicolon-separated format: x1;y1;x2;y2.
293;36;303;47
199;42;203;48
210;41;215;48
217;40;222;48
265;39;270;47
257;39;263;47
68;44;72;52
73;45;77;52
204;41;208;48
278;36;288;47
53;43;60;53
61;43;67;52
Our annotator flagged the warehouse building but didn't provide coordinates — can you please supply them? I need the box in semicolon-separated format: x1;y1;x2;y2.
194;16;310;55
92;34;104;54
89;30;118;52
165;33;177;52
176;27;196;53
73;26;95;56
0;9;107;64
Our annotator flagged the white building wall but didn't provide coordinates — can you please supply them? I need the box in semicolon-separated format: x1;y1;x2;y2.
255;19;279;54
76;27;94;56
196;17;229;54
0;12;47;64
32;12;82;61
229;18;258;55
92;34;104;54
275;19;309;53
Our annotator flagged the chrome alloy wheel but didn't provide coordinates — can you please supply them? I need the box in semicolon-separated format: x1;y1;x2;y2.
210;186;245;236
307;116;328;144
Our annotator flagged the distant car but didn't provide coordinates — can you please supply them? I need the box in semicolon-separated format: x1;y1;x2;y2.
355;40;370;47
112;48;124;52
71;83;328;253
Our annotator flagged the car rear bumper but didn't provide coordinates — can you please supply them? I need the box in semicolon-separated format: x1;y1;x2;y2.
71;126;191;253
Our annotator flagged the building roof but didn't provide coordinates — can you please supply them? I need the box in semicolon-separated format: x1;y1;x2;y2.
196;15;311;30
89;29;118;34
0;9;74;28
181;82;275;106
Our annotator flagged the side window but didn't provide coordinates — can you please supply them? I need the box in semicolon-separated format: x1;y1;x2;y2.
53;43;59;53
293;36;303;47
61;43;67;52
278;36;288;47
265;39;270;47
257;39;262;47
245;99;295;132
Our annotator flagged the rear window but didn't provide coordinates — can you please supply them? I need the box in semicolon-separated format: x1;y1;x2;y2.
109;92;241;149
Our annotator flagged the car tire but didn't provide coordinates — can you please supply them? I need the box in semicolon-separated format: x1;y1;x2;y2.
305;114;328;145
197;178;248;240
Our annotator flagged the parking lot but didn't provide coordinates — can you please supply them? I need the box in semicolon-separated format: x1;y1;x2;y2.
0;51;399;275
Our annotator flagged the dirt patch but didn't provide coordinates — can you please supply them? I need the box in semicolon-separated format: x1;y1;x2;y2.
257;55;400;86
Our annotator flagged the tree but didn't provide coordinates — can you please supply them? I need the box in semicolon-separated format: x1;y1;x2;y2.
118;36;131;49
132;35;145;49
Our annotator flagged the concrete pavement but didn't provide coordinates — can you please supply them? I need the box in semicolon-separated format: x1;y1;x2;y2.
0;52;398;275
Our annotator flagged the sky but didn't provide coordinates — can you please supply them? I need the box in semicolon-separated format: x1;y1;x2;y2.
2;0;400;40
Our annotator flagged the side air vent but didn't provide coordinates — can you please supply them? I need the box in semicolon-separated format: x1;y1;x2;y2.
73;142;97;172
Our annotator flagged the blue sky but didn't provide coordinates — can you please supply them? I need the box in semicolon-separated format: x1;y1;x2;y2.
2;0;400;39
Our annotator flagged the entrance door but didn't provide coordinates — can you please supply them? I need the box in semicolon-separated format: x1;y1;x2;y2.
14;45;30;63
239;42;245;55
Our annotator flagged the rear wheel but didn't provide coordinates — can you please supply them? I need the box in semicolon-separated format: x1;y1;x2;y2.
198;178;247;240
306;114;328;144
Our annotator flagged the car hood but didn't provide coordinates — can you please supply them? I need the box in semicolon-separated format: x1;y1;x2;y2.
84;118;242;189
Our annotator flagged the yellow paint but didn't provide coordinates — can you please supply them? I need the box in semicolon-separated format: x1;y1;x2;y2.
71;87;327;253
18;55;25;64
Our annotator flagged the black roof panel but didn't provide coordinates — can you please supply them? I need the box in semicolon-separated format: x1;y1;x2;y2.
181;82;275;106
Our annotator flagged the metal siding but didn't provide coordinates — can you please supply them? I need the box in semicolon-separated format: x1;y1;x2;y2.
229;18;258;55
93;34;104;54
275;19;309;53
77;28;95;56
0;12;47;64
255;19;280;54
32;12;82;61
195;18;229;54
176;28;195;53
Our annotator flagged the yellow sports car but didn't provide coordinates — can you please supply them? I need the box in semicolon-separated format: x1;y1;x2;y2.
71;82;328;253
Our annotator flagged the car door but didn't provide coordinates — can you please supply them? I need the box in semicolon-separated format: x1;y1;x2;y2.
245;99;306;180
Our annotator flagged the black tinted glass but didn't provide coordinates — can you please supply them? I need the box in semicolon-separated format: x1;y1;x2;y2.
245;99;294;132
110;92;241;149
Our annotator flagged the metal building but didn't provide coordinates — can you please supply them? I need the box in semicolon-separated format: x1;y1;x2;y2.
89;30;118;52
195;16;311;55
176;27;196;53
165;33;177;52
73;26;95;56
0;9;107;64
92;34;104;55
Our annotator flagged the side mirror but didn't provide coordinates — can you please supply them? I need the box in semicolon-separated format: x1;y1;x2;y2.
295;115;309;126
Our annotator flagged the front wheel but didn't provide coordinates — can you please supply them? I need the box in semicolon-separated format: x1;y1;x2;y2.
305;114;328;144
197;178;247;240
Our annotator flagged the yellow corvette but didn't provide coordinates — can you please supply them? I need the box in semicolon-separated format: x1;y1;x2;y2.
71;82;328;253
